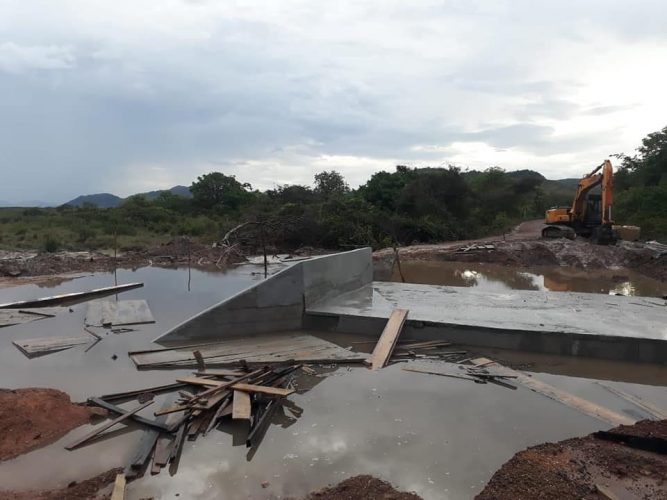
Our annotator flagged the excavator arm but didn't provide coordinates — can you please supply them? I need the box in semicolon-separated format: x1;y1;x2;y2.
543;159;616;244
569;160;613;224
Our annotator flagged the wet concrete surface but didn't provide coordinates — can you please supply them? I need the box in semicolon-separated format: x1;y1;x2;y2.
387;261;667;298
0;264;666;499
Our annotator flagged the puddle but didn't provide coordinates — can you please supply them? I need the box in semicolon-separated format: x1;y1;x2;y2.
387;261;667;298
0;263;665;499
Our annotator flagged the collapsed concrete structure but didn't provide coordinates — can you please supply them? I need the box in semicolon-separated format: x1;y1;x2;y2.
156;248;667;363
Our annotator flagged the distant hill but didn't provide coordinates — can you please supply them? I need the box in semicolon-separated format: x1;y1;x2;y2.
64;193;123;208
63;185;191;208
137;185;192;201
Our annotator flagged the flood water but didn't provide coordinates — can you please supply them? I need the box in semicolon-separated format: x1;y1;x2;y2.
0;263;665;499
389;260;667;298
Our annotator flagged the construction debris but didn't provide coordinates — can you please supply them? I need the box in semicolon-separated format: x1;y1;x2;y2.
13;335;92;358
65;401;154;450
128;333;368;369
466;358;635;425
0;282;143;309
85;300;155;327
0;307;62;328
77;362;303;479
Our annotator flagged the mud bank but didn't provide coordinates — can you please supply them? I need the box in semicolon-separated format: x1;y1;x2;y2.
0;468;121;500
0;388;96;461
375;228;667;282
301;475;423;500
0;239;246;279
477;419;667;500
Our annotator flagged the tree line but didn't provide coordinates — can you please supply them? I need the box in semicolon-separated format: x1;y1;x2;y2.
1;126;665;252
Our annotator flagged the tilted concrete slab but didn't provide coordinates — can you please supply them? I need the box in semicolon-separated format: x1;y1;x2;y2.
155;248;372;342
305;282;667;363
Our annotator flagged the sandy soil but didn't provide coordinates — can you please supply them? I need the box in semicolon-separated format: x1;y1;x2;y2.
476;419;667;500
0;468;121;500
302;475;423;500
375;220;667;281
0;238;245;280
0;388;96;462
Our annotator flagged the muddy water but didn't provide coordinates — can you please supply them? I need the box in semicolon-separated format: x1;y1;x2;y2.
0;264;666;499
388;260;667;298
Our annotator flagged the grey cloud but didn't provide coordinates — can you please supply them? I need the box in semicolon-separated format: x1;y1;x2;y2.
0;42;75;74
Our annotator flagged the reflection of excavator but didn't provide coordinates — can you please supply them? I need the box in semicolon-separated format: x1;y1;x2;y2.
542;160;617;244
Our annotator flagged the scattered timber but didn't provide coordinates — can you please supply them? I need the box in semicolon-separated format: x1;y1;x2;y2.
469;358;635;426
0;307;62;328
596;382;667;420
13;335;91;358
100;382;189;403
0;283;143;309
367;309;409;370
402;366;479;382
88;398;174;432
85;300;155;327
65;401;153;450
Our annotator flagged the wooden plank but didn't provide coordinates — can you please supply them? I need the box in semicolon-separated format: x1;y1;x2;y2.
232;383;294;397
0;283;143;309
470;359;636;426
396;340;452;350
188;368;266;406
129;333;367;368
193;350;206;372
232;390;251;420
176;377;293;396
110;473;126;500
86;300;155;327
176;376;224;387
194;369;243;377
65;401;153;450
402;366;478;382
13;336;91;358
88;398;173;432
368;309;409;370
205;395;233;434
100;382;187;402
596;382;667;420
0;310;54;328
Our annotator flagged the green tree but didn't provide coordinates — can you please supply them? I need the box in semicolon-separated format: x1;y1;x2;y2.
314;171;349;199
191;172;253;211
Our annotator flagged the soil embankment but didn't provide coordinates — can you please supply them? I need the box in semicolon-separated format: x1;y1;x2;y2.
0;238;245;280
0;388;96;461
375;220;667;282
302;475;423;499
477;419;667;500
0;468;121;500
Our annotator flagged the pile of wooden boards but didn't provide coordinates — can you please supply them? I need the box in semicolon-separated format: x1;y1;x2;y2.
74;362;303;479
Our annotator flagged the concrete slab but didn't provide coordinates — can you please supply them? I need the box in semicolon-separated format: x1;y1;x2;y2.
306;282;667;363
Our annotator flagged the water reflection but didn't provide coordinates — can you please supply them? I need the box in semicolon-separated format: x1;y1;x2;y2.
390;261;666;298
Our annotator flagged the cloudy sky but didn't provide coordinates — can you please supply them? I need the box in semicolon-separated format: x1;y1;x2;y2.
1;0;666;204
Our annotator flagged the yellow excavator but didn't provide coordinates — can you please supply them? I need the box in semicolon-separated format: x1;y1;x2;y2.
542;160;617;244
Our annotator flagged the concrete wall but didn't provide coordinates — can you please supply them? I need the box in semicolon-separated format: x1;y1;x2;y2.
155;248;372;342
302;247;373;307
303;312;667;364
